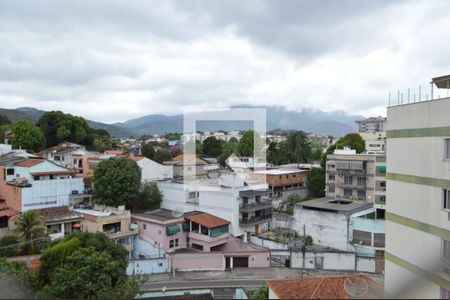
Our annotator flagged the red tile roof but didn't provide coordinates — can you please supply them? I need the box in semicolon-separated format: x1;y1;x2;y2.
171;155;207;165
36;206;77;220
0;208;20;217
267;275;383;299
130;156;144;161
14;159;44;167
185;212;230;228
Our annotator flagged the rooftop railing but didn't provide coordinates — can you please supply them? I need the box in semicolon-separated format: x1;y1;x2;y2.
388;81;450;107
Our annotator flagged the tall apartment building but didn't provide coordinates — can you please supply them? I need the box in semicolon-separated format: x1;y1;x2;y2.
355;116;387;133
385;89;450;297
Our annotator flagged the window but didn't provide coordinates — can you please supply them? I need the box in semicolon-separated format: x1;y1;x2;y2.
442;239;450;261
33;176;40;181
445;139;450;160
357;190;366;200
328;174;335;181
143;224;147;230
328;185;335;193
49;175;54;180
6;168;14;176
188;191;199;199
344;175;353;185
357;176;366;186
169;238;179;248
293;174;296;178
443;189;450;211
344;189;352;198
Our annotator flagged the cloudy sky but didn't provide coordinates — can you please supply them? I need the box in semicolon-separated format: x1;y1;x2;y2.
1;0;450;123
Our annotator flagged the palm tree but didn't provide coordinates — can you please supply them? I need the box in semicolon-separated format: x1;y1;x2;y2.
13;210;46;254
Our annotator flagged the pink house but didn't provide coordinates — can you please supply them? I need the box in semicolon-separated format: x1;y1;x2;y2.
131;209;270;271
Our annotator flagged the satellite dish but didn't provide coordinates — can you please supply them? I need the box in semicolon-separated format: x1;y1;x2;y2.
344;276;369;297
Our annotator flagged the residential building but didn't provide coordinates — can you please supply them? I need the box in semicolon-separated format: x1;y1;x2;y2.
0;157;84;212
252;168;309;206
158;172;272;238
385;81;450;298
267;275;384;299
294;197;372;252
37;142;85;169
36;206;82;240
132;208;270;271
0;199;19;238
355;116;387;133
226;154;266;170
130;156;173;181
163;154;210;178
359;132;386;154
73;205;137;256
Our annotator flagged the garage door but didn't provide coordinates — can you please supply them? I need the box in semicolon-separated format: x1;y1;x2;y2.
233;257;249;268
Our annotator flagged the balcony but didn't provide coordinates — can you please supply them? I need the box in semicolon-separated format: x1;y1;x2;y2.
239;214;272;226
240;200;272;212
336;169;371;176
188;231;229;246
335;182;368;190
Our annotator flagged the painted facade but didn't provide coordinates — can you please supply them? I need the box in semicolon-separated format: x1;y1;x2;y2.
385;93;450;298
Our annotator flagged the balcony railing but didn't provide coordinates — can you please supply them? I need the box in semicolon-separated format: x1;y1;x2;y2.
335;182;368;190
239;214;272;226
240;200;272;212
336;169;371;176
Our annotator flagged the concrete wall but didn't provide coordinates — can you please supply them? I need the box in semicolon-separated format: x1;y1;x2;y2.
127;258;168;275
293;206;353;252
249;236;289;250
171;252;224;271
21;178;84;211
137;158;173;181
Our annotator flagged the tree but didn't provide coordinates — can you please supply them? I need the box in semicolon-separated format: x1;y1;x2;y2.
237;130;263;157
287;131;311;166
93;137;108;153
307;167;325;198
36;111;91;147
0;115;11;126
37;232;138;299
320;133;366;168
141;142;155;159
202;136;222;157
13;210;46;255
0;236;18;257
11;120;44;152
251;285;269;300
153;149;173;164
133;181;163;212
93;157;141;208
267;141;290;165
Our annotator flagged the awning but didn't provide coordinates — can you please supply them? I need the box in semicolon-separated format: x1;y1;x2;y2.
210;225;229;237
166;224;180;236
376;165;386;172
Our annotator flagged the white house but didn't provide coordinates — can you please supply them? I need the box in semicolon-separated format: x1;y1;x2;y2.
158;172;272;239
130;156;173;181
0;157;84;212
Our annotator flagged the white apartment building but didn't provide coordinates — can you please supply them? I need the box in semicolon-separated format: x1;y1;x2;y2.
355;116;387;133
130;156;173;181
359;132;386;154
385;87;450;297
158;172;272;239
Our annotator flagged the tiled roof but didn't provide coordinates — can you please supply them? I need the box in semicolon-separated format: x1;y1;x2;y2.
267;275;383;299
0;208;19;218
185;212;230;228
130;156;144;161
171;155;207;165
105;150;126;155
36;206;79;221
14;159;44;167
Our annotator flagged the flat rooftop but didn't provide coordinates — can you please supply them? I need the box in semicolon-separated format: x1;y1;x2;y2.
253;168;308;175
297;197;372;214
132;208;184;222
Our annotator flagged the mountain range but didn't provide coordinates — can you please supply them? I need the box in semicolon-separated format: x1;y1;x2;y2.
0;106;362;138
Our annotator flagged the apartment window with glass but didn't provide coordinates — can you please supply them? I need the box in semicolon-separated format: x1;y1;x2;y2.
328;185;335;193
344;175;353;185
443;189;450;211
328;174;335;181
357;176;366;187
443;239;450;261
445;139;450;160
357;190;366;200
